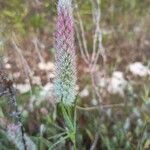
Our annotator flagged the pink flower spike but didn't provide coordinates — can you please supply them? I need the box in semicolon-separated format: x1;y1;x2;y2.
54;0;77;105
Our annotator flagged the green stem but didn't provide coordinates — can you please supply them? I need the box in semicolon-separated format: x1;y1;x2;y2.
60;101;77;150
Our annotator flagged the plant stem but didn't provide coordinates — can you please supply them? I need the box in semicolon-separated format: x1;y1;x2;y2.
60;101;77;150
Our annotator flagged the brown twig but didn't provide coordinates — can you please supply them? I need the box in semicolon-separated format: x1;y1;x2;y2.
74;0;106;108
76;103;125;111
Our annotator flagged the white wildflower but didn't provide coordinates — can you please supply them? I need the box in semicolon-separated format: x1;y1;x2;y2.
15;84;31;94
79;87;89;97
5;63;11;69
38;62;54;71
108;71;127;96
32;76;41;85
129;62;150;77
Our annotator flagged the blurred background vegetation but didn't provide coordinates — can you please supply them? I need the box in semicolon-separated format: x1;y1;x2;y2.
0;0;150;149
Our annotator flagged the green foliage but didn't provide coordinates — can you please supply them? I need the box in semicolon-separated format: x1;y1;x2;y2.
0;0;149;149
0;0;56;35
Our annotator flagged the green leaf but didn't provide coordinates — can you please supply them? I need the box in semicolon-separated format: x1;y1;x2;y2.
48;135;69;150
